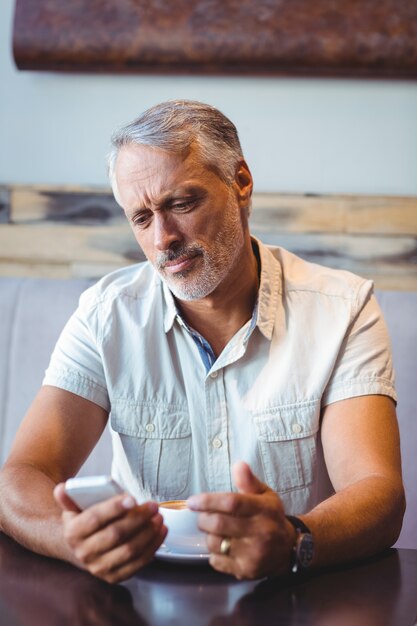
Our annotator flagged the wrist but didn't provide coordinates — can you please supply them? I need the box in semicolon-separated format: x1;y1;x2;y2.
286;515;314;574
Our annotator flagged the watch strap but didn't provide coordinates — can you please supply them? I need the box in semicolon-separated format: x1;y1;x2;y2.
286;515;312;535
286;515;314;574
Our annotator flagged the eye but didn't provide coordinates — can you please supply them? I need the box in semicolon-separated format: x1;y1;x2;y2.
171;198;198;212
132;211;152;228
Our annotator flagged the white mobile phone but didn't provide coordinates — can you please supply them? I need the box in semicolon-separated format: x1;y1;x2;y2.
64;475;125;510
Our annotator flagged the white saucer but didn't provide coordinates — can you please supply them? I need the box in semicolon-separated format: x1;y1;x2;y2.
155;544;210;564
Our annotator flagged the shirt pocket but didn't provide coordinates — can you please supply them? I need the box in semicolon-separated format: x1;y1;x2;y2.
251;400;320;494
110;402;192;500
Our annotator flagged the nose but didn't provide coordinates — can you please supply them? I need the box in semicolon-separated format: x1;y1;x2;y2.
153;211;182;251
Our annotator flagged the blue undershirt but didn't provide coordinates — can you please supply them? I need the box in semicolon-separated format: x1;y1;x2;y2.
177;303;259;373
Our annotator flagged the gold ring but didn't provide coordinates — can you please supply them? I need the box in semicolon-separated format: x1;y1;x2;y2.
220;537;232;556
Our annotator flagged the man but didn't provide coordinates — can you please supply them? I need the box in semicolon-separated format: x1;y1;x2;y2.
0;100;405;584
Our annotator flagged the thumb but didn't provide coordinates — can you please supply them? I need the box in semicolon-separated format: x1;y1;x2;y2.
232;461;270;495
53;482;81;513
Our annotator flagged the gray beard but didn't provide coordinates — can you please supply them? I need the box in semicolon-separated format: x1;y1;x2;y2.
156;226;244;301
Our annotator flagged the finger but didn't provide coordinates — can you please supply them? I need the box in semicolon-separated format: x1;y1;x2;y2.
85;519;167;582
105;524;168;584
209;551;264;581
54;482;81;513
68;498;158;541
205;532;235;556
76;511;164;563
232;461;271;496
187;491;272;517
209;553;262;580
209;553;238;577
198;511;253;539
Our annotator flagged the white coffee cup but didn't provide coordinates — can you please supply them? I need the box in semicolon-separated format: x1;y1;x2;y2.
159;500;208;555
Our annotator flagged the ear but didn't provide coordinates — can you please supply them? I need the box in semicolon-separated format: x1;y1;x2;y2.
234;159;253;211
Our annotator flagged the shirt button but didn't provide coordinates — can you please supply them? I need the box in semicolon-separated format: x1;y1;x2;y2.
210;371;218;379
292;423;302;434
145;423;155;433
212;437;222;448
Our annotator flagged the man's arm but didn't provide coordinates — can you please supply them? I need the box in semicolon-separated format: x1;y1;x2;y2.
0;386;167;582
0;386;108;557
301;394;405;567
188;395;405;579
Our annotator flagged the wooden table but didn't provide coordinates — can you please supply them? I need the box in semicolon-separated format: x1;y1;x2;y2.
0;532;416;625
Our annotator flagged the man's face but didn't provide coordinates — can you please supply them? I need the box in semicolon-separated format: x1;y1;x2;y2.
114;143;250;301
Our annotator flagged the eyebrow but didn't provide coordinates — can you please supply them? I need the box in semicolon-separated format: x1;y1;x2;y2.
128;185;207;217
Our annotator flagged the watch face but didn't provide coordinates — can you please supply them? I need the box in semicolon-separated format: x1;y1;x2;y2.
297;533;314;568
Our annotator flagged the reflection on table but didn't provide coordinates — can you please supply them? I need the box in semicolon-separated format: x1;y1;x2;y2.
0;532;416;626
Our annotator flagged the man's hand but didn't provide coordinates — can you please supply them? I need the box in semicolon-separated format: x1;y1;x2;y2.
187;461;295;580
54;484;167;584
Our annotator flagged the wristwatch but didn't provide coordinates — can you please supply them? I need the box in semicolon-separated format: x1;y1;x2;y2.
286;515;314;574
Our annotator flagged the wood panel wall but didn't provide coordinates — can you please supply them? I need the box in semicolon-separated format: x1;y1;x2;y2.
0;185;416;290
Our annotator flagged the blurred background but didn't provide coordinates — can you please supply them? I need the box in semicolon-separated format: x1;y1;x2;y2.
0;0;416;286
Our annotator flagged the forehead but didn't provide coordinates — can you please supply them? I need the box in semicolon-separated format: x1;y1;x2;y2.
114;143;217;209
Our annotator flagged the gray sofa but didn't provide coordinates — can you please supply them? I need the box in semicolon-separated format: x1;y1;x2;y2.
0;276;416;548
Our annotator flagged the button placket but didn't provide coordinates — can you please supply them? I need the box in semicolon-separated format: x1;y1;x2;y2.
205;368;232;491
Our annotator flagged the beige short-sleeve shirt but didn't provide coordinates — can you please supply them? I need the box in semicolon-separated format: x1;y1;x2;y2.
43;239;396;513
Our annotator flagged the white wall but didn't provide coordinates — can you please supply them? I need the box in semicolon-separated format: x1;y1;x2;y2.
1;0;416;195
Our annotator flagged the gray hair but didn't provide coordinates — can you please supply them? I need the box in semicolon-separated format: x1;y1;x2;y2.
107;100;244;189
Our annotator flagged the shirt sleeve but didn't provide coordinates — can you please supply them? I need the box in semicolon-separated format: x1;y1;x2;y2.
322;288;397;407
42;290;110;411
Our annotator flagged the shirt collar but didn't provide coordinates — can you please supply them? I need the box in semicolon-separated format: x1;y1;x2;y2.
252;236;282;341
162;278;178;333
161;236;283;340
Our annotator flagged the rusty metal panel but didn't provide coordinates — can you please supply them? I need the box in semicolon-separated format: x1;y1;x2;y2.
12;0;417;77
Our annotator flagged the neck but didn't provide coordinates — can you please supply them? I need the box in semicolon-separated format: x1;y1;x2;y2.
176;237;259;356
